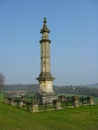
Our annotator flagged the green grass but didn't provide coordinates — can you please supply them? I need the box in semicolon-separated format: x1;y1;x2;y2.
0;95;98;130
0;93;4;101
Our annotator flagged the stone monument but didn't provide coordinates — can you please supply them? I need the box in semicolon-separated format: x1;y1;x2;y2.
36;18;57;104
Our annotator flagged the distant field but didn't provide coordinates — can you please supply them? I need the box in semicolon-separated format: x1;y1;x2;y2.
0;93;98;130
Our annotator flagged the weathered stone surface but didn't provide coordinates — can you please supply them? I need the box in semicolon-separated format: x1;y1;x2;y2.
11;99;17;106
37;72;55;81
87;96;94;105
56;101;61;109
36;18;57;104
72;96;79;107
30;104;39;113
35;92;57;104
19;101;24;108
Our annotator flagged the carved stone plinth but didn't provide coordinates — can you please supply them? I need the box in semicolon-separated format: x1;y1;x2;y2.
87;96;94;105
11;99;17;107
30;104;39;113
72;96;79;107
19;101;24;108
56;101;61;109
35;91;57;104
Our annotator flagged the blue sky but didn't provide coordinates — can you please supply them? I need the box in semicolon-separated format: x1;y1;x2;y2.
0;0;98;85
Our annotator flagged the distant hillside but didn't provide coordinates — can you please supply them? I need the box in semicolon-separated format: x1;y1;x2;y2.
1;84;39;94
86;83;98;88
1;84;98;97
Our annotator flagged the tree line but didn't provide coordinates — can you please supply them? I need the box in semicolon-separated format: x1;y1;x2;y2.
1;84;98;97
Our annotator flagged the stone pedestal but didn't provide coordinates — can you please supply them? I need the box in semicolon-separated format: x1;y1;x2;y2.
87;96;94;105
19;101;24;108
35;91;57;104
11;99;17;107
72;96;79;107
56;101;61;109
30;104;39;113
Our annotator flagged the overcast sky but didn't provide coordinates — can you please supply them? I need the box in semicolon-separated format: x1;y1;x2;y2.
0;0;98;85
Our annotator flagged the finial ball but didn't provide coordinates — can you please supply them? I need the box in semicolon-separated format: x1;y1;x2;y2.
43;17;47;23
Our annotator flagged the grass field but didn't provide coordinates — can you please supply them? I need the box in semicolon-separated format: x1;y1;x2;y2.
0;94;98;130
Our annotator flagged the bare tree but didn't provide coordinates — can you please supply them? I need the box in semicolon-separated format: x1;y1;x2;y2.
0;73;4;92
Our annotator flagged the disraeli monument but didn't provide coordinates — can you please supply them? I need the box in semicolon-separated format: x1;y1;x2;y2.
36;18;57;103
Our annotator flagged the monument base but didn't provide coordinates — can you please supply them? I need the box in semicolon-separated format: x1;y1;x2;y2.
34;91;57;104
